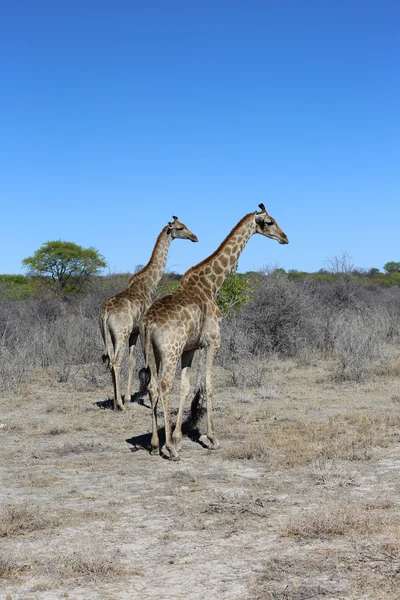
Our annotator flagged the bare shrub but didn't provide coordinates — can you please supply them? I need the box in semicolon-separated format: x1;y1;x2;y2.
2;272;399;395
0;339;31;392
0;293;106;390
331;308;390;382
218;272;400;376
234;273;324;358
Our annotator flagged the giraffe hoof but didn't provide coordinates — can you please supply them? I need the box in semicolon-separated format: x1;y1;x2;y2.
209;441;220;450
169;454;181;462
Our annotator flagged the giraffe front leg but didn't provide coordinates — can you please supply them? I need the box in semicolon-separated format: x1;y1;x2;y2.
204;342;220;450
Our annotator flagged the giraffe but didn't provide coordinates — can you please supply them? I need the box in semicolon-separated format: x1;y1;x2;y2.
140;204;288;460
100;216;198;411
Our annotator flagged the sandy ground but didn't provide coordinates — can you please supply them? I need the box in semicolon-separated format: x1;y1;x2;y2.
1;357;400;600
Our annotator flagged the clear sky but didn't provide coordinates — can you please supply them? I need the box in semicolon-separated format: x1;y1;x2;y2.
1;0;399;275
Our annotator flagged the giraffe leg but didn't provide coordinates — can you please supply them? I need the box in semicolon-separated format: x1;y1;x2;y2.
173;349;195;451
111;336;128;411
204;342;220;450
149;375;160;455
159;362;180;461
194;347;205;400
124;331;139;404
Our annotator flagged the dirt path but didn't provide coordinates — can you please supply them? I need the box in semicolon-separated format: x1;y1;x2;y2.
1;361;400;599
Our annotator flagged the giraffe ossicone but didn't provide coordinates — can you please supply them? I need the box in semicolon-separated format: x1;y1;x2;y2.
99;217;198;411
140;204;288;460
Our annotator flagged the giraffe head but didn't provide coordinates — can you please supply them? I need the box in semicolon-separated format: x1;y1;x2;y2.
255;204;288;244
167;216;198;242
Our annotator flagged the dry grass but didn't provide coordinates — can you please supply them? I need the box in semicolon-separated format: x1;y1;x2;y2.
0;504;64;538
59;540;129;580
204;488;269;517
284;503;381;539
221;409;400;467
0;552;29;578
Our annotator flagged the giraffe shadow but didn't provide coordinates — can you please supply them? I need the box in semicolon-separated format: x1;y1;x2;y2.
126;389;207;454
94;390;150;411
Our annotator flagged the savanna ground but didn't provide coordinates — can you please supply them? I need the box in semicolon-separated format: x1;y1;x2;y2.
1;272;400;599
2;352;400;600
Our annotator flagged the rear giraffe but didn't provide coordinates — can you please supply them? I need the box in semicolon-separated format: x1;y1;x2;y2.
100;216;198;411
140;204;288;459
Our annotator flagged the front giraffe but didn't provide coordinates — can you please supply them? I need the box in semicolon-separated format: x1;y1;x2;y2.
140;204;288;459
100;216;198;411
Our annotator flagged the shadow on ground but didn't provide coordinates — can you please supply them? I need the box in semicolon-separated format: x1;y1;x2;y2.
94;390;149;411
126;388;207;455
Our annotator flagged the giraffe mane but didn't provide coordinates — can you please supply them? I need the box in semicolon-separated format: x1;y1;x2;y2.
181;213;254;283
128;226;169;283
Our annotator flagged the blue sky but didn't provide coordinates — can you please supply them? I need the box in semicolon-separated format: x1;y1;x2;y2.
1;0;399;275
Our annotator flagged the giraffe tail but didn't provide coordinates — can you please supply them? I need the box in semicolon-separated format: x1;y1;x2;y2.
99;311;114;370
138;322;155;393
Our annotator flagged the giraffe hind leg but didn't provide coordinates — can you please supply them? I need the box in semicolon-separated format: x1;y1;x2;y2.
159;362;180;461
204;342;220;450
173;349;196;451
110;332;128;411
124;331;139;404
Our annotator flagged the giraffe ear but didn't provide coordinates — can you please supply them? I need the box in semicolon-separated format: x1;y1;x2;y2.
258;203;269;214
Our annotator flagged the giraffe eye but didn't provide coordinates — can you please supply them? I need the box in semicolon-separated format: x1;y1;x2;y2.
266;220;274;226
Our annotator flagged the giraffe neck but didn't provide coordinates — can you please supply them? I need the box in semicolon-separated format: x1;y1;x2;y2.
181;213;255;296
128;227;172;292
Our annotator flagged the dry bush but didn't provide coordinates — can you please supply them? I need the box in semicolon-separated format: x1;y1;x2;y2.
331;308;390;382
1;274;399;395
0;503;63;537
218;274;400;386
218;319;261;386
0;295;105;391
240;273;323;357
285;503;379;538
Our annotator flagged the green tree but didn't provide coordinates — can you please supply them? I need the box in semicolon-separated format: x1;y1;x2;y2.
22;240;107;297
216;263;256;317
383;261;400;274
0;274;34;299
